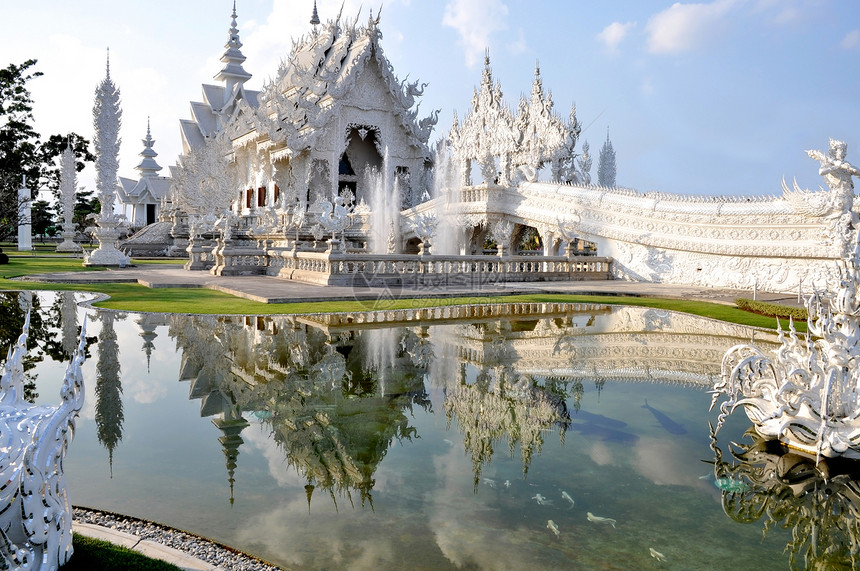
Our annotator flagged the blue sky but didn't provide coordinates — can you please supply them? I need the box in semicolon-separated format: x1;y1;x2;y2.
6;0;860;197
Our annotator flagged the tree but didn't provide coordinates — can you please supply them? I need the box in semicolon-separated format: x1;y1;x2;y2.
0;60;43;241
173;133;240;217
597;130;616;188
30;199;57;241
41;133;95;206
74;189;100;237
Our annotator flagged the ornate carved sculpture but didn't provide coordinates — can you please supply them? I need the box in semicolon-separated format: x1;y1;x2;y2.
410;212;437;254
711;226;860;462
811;138;860;196
783;139;860;256
55;144;82;253
449;51;518;186
86;55;131;267
492;219;515;257
0;314;88;570
597;130;616;188
512;63;568;182
173;133;240;221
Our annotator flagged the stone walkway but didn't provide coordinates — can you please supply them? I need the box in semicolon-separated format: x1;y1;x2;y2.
17;262;805;308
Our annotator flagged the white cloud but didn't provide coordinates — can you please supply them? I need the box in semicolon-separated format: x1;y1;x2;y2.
641;77;656;96
506;28;528;56
442;0;509;67
646;0;736;54
597;21;636;52
841;29;860;50
770;6;801;25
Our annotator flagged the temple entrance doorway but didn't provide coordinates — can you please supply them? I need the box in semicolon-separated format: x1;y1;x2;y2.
341;126;383;204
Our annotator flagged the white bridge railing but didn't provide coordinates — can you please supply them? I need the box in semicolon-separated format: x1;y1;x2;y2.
265;251;612;286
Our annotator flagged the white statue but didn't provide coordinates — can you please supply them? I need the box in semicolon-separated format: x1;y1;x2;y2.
809;138;860;197
315;195;351;235
0;314;88;570
784;139;860;255
410;212;437;242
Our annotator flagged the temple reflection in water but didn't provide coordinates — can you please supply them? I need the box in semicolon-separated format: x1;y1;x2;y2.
710;428;860;570
160;302;776;506
12;291;841;569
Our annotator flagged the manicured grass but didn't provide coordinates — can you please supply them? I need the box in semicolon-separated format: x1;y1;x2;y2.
63;534;181;570
0;256;104;275
0;255;804;330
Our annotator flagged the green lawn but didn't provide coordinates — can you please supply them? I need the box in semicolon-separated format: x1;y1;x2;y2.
0;254;803;330
63;534;181;570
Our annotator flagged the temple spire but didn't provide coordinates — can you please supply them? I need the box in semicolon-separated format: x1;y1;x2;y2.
214;1;252;94
135;118;162;178
310;0;320;26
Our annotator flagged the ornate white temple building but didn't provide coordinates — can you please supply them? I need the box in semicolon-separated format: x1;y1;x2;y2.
175;5;437;216
118;3;859;295
117;121;171;228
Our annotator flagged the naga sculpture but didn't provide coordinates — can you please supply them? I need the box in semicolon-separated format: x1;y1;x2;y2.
711;225;860;463
0;314;88;570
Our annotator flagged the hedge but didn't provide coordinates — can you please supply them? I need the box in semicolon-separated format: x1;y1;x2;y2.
735;298;808;321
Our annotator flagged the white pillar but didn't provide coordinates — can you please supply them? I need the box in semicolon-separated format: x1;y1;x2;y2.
18;177;32;251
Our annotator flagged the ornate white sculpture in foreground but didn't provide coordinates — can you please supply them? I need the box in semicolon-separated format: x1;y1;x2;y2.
711;227;860;462
0;314;88;569
86;54;131;267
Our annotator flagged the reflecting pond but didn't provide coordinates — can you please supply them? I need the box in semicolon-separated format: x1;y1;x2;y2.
3;290;852;570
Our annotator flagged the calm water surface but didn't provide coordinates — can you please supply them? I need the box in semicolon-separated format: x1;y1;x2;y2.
5;290;849;570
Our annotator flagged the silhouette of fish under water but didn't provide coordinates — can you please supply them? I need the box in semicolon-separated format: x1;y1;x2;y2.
573;409;628;429
642;399;687;435
569;422;639;444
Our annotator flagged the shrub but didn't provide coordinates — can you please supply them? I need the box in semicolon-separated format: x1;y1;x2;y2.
735;298;808;321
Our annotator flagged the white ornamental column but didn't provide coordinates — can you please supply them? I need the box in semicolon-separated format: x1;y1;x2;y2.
85;52;130;267
17;176;32;251
56;147;82;253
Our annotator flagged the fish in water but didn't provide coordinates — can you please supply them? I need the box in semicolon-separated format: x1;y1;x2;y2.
561;491;575;509
573;409;628;429
483;478;497;489
714;477;750;493
570;422;639;444
532;494;553;505
503;480;512;488
587;512;617;528
547;520;560;537
649;548;666;562
641;399;687;435
442;439;454;447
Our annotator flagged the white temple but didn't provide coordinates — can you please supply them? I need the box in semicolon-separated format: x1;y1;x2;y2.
116;3;859;295
175;5;437;215
117;120;170;228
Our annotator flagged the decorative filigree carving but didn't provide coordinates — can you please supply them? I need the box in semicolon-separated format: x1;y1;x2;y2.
0;314;88;570
711;226;860;462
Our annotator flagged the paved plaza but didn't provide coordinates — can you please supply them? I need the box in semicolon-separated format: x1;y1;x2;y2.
18;262;803;309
